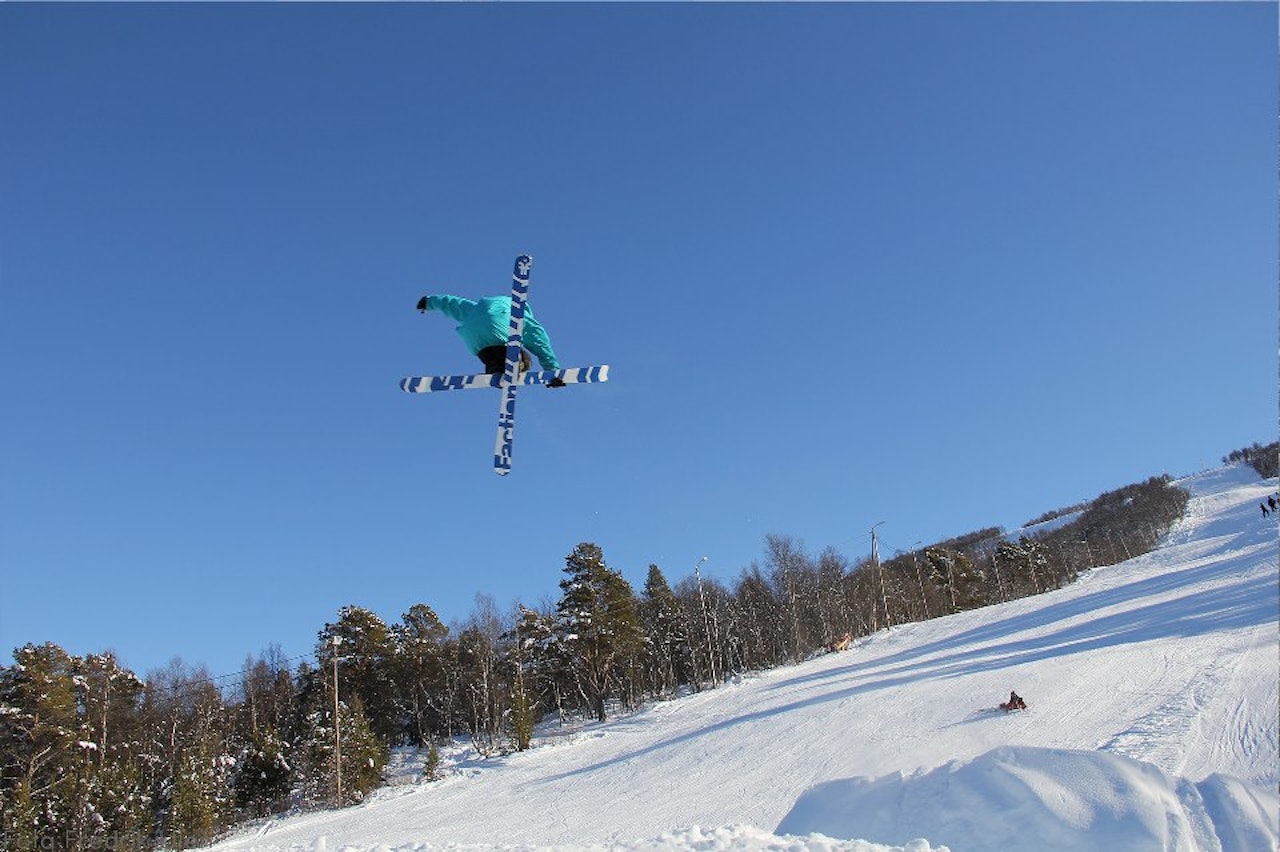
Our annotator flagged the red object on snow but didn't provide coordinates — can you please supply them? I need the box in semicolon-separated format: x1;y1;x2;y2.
999;690;1028;711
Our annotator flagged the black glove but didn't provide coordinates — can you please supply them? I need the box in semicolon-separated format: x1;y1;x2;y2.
547;377;567;389
416;297;428;312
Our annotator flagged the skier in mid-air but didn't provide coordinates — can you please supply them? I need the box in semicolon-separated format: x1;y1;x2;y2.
417;294;565;385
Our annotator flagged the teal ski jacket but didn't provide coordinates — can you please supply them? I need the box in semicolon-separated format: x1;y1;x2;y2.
423;294;561;370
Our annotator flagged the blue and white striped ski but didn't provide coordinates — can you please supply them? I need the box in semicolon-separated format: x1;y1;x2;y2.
403;255;606;474
493;255;533;476
400;366;609;394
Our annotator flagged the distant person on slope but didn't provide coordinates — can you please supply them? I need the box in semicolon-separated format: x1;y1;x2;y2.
417;294;565;386
999;690;1027;711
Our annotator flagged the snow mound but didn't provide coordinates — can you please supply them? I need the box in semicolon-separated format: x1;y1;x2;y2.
290;828;947;852
776;746;1278;852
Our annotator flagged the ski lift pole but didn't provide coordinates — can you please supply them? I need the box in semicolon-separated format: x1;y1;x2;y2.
871;522;890;631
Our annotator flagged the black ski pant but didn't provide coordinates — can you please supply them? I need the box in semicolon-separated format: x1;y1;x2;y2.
477;345;532;375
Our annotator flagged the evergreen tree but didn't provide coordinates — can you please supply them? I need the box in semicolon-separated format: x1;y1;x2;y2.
231;726;291;818
508;606;562;726
74;653;150;850
0;645;155;852
393;604;450;745
923;547;988;612
317;607;401;746
168;746;227;851
553;543;643;721
994;538;1052;597
333;696;387;804
293;672;387;807
923;547;961;614
3;778;40;852
0;644;81;852
85;758;150;851
508;672;535;752
289;663;327;806
421;738;442;782
639;565;687;698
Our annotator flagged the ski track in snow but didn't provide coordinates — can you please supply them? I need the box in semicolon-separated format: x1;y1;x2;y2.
206;465;1279;852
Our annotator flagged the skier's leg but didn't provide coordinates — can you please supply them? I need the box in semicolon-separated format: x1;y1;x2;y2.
478;345;507;375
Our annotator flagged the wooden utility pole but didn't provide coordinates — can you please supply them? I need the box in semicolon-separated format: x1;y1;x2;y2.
871;523;891;631
331;634;342;806
693;557;718;686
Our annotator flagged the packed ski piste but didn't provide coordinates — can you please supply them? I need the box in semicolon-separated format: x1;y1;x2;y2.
207;463;1278;852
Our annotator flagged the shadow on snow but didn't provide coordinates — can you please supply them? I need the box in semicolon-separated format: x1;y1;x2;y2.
539;526;1275;784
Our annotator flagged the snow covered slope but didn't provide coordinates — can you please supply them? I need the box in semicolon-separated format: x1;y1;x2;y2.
208;465;1278;852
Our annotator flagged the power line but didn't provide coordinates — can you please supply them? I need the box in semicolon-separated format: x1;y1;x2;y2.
141;651;316;704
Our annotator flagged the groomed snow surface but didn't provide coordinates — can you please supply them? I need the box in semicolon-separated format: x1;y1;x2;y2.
209;466;1279;852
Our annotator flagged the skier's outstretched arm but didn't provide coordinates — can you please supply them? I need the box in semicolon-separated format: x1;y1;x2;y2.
417;294;477;322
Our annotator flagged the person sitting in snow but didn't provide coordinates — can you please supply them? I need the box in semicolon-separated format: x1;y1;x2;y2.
999;690;1027;711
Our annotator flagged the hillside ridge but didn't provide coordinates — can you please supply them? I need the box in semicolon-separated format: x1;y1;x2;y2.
205;463;1278;852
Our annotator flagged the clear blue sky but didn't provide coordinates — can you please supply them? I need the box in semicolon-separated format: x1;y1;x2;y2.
2;3;1274;681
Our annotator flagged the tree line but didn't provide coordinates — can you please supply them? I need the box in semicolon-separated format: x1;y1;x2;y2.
1223;441;1278;480
0;466;1214;851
